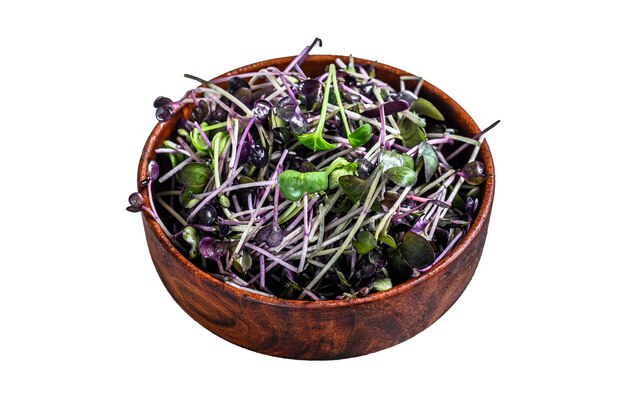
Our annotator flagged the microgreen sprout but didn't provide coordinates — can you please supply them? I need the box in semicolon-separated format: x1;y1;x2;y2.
128;39;497;300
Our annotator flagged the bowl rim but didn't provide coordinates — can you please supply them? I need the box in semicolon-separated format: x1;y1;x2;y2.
138;54;495;310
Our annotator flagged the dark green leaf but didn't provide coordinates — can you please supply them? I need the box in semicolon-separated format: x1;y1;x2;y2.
410;98;445;121
399;117;426;149
179;188;200;209
329;167;356;190
233;251;252;273
371;200;385;213
334;269;352;289
280;282;303;299
353;231;377;254
372;278;392;292
338;175;367;204
417;142;438;182
348;123;373;147
384;166;417;187
386;231;435;280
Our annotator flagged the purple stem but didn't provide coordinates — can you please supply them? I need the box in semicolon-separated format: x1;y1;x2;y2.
231;150;289;258
447;120;500;160
428;138;454;146
141;205;159;221
247;194;254;211
190;224;217;232
154;148;191;156
259;255;266;289
273;184;280;224
197;179;276;197
194;122;212;150
284;37;322;73
303;290;320;301
176;137;203;163
341;83;374;104
271;67;297;101
244;243;298;272
294;64;306;79
371;134;410;152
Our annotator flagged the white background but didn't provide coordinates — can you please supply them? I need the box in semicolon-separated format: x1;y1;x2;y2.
1;1;624;400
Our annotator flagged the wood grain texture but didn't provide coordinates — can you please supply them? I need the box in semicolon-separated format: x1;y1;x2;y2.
137;55;495;360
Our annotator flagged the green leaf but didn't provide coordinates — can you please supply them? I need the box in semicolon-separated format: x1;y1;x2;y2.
280;282;303;299
233;251;252;273
338;175;367;204
417;142;439;182
269;111;286;130
278;170;305;201
372;278;392;292
182;226;200;259
296;132;337;151
218;194;231;208
380;233;397;248
399;117;426;149
348;123;373;147
324;157;351;176
347;55;356;73
180;163;210;191
277;201;302;225
410;98;445;121
329;167;356;190
190;129;210;152
353;231;377;254
384;166;417;187
334;269;352;289
278;170;328;201
212;131;229;158
379;150;405;172
167;153;185;169
296;64;338;151
400;153;415;170
302;171;328;194
179;188;200;209
387;231;435;280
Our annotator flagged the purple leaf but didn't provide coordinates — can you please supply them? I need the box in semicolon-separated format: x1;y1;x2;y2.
361;100;409;118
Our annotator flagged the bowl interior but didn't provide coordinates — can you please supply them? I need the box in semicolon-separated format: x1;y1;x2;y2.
138;54;495;308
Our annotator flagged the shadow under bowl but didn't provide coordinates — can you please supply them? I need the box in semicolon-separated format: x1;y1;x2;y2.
137;55;495;360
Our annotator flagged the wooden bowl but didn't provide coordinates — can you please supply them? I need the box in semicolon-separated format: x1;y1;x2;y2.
137;55;495;360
